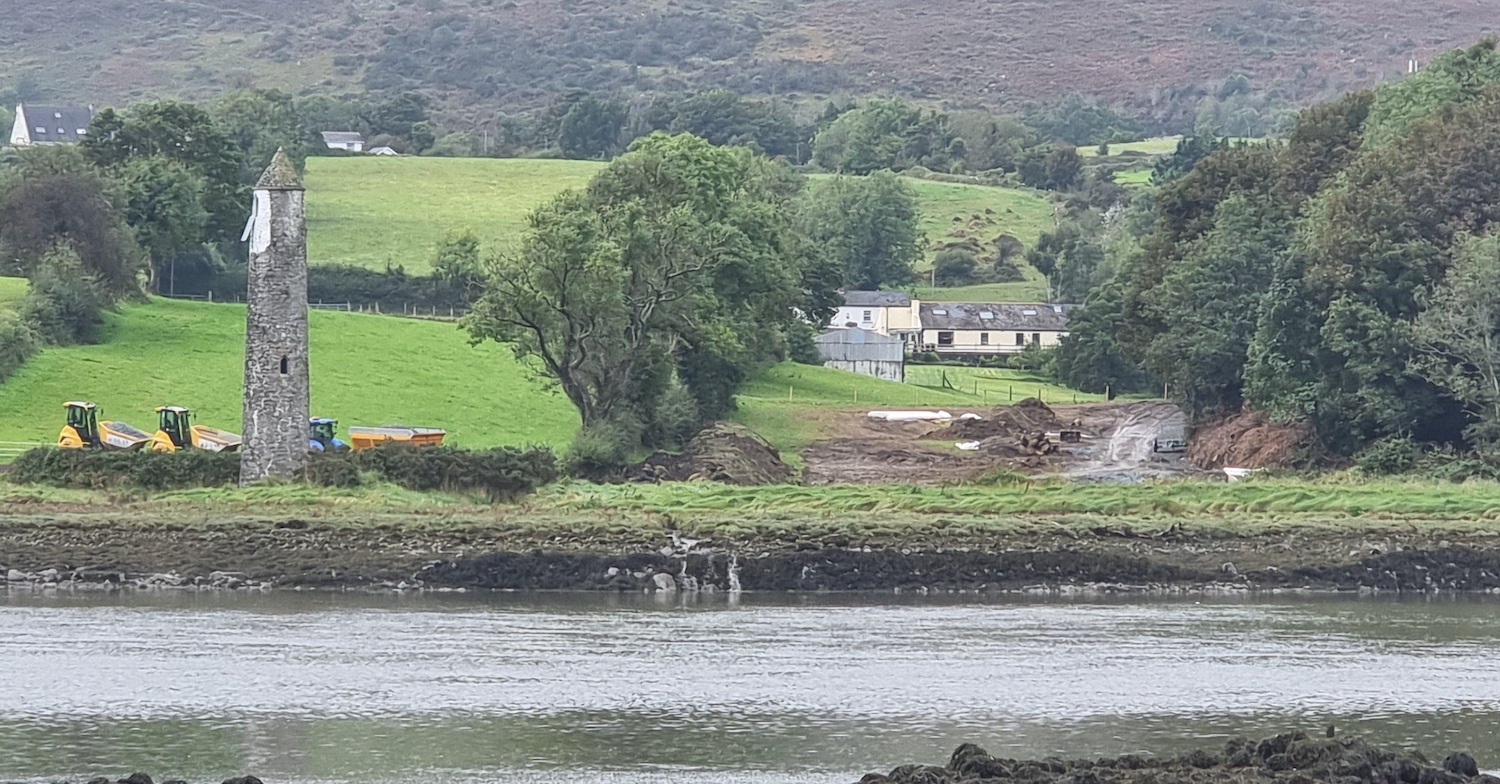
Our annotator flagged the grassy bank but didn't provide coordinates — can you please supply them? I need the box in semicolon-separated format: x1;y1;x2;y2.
9;475;1500;538
304;157;602;274
0;297;579;448
304;158;1057;293
0;276;25;312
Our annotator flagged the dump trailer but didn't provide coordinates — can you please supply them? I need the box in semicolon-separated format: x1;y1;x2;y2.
149;406;243;453
347;425;446;450
1152;425;1187;454
57;401;152;451
309;418;348;452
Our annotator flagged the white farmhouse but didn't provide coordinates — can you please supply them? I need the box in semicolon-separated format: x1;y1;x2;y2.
919;302;1072;357
9;104;93;146
829;291;922;346
320;131;365;152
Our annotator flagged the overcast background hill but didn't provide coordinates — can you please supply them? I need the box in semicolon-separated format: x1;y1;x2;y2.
2;0;1496;133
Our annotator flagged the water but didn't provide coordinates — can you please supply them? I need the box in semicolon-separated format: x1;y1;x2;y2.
2;592;1499;784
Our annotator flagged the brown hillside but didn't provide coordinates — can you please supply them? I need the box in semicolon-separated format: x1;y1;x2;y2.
1;0;1494;125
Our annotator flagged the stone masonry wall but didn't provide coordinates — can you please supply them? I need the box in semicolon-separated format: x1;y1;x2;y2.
241;173;310;484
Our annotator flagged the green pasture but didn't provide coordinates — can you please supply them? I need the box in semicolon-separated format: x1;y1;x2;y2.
0;297;580;449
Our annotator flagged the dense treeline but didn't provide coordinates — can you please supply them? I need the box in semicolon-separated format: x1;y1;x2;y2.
1053;40;1500;459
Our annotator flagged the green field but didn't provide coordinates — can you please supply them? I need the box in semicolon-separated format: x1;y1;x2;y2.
915;276;1049;303
0;298;580;448
0;277;26;312
1078;136;1184;157
306;158;1058;280
905;365;1111;404
1113;169;1154;186
902;178;1055;255
304;157;603;274
0;296;1041;458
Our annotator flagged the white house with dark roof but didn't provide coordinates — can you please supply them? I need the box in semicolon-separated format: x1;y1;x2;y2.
830;290;921;345
9;104;93;146
918;302;1073;356
320;131;365;152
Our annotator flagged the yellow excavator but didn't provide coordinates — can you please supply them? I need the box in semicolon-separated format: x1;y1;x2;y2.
57;401;153;451
149;406;244;453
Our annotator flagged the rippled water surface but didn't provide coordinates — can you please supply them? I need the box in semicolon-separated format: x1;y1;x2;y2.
2;592;1499;784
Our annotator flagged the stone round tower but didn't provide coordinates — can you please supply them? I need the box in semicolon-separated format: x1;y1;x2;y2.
241;148;310;485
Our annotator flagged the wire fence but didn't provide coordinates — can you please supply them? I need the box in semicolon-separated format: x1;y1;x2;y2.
0;442;46;464
156;293;468;321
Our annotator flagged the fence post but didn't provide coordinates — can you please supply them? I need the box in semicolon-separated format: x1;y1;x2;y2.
208;291;214;303
1009;385;1013;402
1039;387;1044;403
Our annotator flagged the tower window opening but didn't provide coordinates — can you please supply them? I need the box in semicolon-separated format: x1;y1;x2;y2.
279;356;289;375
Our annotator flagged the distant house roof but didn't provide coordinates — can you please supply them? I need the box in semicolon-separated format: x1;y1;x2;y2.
815;327;904;345
368;146;399;155
841;290;912;308
320;131;364;144
920;302;1072;331
18;104;93;144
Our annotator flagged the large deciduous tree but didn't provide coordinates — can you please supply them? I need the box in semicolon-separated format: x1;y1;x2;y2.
797;171;922;291
465;133;829;463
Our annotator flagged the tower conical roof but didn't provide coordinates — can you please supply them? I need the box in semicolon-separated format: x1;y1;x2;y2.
255;147;305;191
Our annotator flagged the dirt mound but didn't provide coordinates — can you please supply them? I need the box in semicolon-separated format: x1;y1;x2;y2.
861;732;1490;784
1189;409;1313;470
937;398;1065;441
628;422;796;486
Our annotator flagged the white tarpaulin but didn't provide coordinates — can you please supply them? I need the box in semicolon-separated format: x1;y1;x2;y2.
867;410;954;421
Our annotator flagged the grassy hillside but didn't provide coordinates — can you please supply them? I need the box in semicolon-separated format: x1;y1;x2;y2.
0;277;25;312
0;294;1110;461
0;298;579;449
305;158;1057;283
305;157;602;274
2;0;1490;127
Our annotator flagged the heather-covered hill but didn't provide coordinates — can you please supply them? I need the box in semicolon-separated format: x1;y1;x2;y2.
2;0;1494;129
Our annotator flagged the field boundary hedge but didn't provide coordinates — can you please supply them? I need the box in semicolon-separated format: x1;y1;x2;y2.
9;445;558;499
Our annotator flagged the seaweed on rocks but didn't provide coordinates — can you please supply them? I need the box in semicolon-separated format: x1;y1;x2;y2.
857;734;1499;784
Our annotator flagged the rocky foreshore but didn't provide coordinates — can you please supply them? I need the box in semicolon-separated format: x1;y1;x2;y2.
860;733;1496;784
4;513;1500;593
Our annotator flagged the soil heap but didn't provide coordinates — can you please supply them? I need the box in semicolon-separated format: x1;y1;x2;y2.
858;732;1494;784
627;422;796;486
936;398;1064;442
1189;409;1313;469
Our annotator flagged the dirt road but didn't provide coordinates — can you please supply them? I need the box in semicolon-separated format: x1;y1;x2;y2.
802;399;1199;485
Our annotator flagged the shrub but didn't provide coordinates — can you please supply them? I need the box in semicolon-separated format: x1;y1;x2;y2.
932;249;979;286
10;448;239;490
786;321;823;366
22;247;109;346
352;444;558;499
297;452;364;488
9;445;558;499
563;416;641;479
0;314;39;383
1353;436;1421;476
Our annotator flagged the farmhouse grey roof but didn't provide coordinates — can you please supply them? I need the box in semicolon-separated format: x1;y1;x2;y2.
920;302;1073;331
19;105;93;143
841;290;912;308
320;131;364;144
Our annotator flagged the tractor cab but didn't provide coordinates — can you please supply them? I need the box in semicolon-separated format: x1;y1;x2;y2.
59;401;101;448
155;406;194;449
309;418;346;452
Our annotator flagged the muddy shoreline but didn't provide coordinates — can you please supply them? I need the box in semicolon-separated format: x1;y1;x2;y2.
3;513;1500;593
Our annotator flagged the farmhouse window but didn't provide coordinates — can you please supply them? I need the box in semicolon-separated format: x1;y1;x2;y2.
862;310;872;322
938;331;954;346
1032;333;1041;344
1015;333;1025;346
980;333;989;345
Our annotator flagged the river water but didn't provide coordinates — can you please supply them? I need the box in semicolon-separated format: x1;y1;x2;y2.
1;592;1498;784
